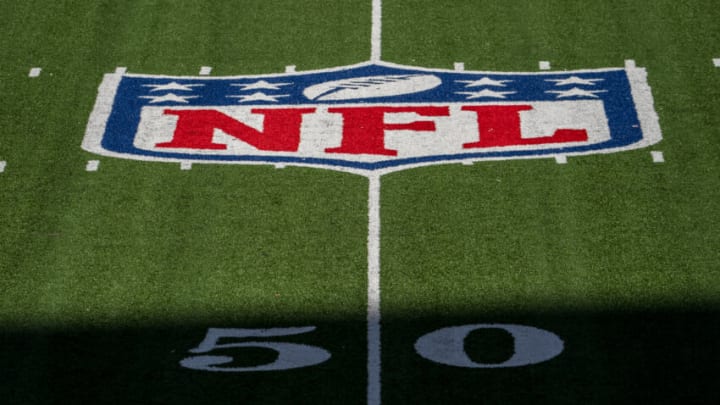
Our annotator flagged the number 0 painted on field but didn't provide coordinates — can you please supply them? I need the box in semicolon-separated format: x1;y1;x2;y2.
414;324;564;368
179;327;331;372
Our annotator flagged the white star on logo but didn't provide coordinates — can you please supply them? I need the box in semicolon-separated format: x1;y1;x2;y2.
228;92;290;103
231;80;292;91
456;89;516;99
546;87;608;98
142;82;204;92
138;93;200;103
456;77;512;87
546;76;604;86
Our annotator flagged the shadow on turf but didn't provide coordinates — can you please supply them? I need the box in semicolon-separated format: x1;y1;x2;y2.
1;307;719;404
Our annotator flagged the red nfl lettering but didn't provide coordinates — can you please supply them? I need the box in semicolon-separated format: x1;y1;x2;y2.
325;106;450;156
155;105;589;156
156;108;316;151
461;105;588;148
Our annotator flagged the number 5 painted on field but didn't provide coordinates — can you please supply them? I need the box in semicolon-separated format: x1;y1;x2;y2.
179;327;331;372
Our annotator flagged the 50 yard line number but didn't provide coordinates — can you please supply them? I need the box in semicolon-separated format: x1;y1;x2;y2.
179;324;564;371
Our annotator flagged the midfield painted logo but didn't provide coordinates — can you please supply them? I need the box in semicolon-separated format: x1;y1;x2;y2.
83;61;661;174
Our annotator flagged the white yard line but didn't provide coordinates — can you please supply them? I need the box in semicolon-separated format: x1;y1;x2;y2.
371;0;382;61
367;173;382;405
368;3;384;401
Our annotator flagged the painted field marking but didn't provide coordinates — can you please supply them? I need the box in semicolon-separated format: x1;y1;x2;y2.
366;173;382;405
79;0;664;398
180;161;192;170
651;151;665;163
554;155;567;164
371;0;382;61
285;65;296;73
369;2;384;400
115;67;127;74
454;62;465;71
713;58;720;67
86;160;100;172
461;160;473;166
0;161;6;173
625;59;636;68
28;67;42;77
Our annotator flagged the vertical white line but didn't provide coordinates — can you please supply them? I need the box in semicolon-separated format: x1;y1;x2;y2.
371;0;382;61
367;173;382;405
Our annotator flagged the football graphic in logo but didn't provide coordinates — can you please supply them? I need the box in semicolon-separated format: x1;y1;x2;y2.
303;74;442;100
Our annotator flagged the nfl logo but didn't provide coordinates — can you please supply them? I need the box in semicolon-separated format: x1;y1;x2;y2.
83;60;660;174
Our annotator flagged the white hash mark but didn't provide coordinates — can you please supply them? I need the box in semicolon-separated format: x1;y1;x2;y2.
86;160;99;172
651;151;665;163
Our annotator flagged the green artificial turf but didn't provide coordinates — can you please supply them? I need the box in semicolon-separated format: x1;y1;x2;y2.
380;1;720;402
1;0;719;403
